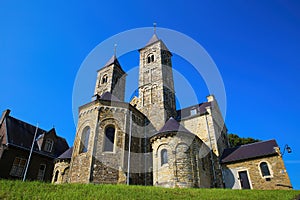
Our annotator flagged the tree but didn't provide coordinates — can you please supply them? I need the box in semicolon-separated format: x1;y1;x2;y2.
228;133;261;148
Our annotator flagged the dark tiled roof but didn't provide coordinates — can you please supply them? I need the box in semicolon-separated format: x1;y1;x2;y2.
150;117;193;140
57;147;73;160
99;92;121;102
5;116;69;158
220;140;279;164
176;102;211;120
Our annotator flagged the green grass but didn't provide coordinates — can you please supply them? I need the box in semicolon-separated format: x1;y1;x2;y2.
0;180;299;200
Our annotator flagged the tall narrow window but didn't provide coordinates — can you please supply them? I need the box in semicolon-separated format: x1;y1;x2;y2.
44;139;54;152
102;74;108;84
37;164;46;181
151;54;154;62
81;126;90;153
161;149;168;166
54;170;59;182
9;157;27;177
104;126;115;152
260;162;271;177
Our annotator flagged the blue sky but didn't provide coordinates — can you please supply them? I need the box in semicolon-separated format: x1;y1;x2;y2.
1;1;299;189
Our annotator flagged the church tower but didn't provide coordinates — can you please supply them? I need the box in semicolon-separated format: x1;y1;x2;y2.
137;33;176;130
94;54;126;101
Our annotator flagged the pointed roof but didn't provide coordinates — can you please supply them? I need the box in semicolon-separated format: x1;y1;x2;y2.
220;139;279;164
104;55;120;68
139;33;171;53
150;117;194;140
57;147;73;160
145;34;159;46
158;117;192;134
99;91;121;102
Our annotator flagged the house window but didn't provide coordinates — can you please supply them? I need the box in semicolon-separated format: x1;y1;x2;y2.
190;108;197;116
260;162;271;177
102;74;108;84
37;164;46;181
104;126;115;152
161;149;168;166
80;126;90;153
9;157;27;177
44;139;54;152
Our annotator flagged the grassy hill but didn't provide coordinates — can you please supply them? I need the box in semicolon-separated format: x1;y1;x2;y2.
0;180;299;200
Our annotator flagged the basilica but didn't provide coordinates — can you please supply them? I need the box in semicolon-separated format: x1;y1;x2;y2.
52;33;292;190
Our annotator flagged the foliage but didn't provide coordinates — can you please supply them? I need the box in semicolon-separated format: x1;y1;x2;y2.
0;180;299;200
228;133;261;147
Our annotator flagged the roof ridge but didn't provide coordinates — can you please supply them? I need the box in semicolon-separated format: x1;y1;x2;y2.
239;139;276;147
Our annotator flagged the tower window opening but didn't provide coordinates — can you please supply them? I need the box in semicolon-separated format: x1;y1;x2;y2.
102;75;108;84
147;54;155;63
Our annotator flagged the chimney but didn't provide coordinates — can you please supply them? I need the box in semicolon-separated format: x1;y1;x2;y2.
206;94;215;102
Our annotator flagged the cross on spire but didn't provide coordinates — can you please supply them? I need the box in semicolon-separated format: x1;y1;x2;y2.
114;44;117;57
153;22;157;34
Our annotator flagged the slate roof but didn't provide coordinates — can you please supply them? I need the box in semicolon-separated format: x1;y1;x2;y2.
103;55;121;68
4;115;69;158
176;102;211;120
56;147;73;160
145;34;159;46
99;92;121;102
220;139;279;164
139;34;170;52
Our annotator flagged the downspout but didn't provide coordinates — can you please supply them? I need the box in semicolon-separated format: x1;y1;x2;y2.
126;111;132;185
121;110;127;175
205;113;216;187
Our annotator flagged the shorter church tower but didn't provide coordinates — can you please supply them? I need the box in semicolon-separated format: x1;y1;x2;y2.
94;54;126;101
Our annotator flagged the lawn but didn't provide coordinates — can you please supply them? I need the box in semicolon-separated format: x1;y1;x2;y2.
0;180;299;200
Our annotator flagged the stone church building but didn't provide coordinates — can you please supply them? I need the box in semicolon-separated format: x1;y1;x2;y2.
53;33;292;189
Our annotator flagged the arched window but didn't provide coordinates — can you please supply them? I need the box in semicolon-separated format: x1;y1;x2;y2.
44;139;54;152
147;54;155;63
102;74;108;84
54;170;59;182
260;162;271;177
161;149;168;166
81;126;90;153
104;126;115;152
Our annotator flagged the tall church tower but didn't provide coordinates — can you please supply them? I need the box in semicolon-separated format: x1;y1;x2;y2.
137;33;176;130
94;54;126;101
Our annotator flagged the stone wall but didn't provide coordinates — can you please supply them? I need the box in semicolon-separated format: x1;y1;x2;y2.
151;131;213;188
69;99;152;185
222;155;292;190
52;160;70;184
